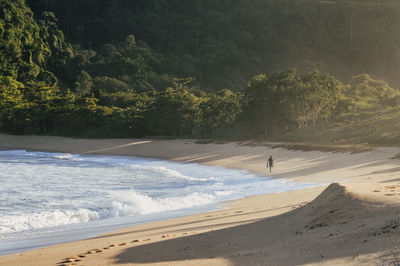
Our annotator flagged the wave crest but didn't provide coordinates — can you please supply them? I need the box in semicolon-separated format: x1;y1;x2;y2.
0;209;99;236
110;190;215;216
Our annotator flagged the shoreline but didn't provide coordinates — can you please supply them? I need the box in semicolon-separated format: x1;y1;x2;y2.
1;134;400;184
0;146;318;257
1;134;400;265
0;149;315;257
0;200;225;257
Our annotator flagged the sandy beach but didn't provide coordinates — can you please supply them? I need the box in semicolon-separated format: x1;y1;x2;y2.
1;134;400;265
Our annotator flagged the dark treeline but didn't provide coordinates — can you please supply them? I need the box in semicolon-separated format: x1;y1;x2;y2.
1;0;400;142
27;0;400;89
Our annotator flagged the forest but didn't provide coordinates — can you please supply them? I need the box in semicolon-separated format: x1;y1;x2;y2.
1;0;400;145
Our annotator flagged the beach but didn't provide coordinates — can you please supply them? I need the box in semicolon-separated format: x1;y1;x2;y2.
1;134;400;265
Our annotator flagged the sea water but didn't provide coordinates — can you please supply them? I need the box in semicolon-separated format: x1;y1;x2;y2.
0;150;315;255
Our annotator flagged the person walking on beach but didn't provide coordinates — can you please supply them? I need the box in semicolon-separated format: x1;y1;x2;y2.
267;155;274;173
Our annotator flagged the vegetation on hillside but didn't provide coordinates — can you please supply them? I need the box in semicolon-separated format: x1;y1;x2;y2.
282;74;400;145
26;0;400;89
1;0;400;146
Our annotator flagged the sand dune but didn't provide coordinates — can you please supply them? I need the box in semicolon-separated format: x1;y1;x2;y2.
1;135;400;265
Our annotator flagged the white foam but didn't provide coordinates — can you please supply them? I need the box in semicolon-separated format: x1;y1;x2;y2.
110;190;215;216
54;153;74;160
125;164;210;181
0;209;99;236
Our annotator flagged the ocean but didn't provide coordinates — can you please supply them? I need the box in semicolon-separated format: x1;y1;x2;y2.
0;150;315;255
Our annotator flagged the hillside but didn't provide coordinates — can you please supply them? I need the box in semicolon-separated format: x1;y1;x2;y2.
27;0;400;89
0;0;400;145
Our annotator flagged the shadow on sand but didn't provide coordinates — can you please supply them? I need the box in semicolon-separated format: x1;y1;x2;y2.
114;184;400;265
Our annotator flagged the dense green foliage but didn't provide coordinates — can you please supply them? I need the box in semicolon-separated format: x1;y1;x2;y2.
280;74;400;145
239;69;342;137
0;0;60;134
1;0;400;145
27;0;400;89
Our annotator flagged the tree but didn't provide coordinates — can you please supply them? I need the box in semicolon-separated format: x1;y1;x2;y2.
75;70;93;96
200;89;242;136
147;87;201;136
241;69;342;137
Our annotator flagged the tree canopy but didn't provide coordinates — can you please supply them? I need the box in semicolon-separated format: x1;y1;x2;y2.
26;0;400;89
1;0;400;145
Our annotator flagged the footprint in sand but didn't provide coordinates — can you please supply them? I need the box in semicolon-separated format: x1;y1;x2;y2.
59;254;87;265
60;246;110;265
88;249;103;254
373;190;381;192
60;257;81;264
130;238;151;243
385;193;396;196
107;243;125;247
183;232;197;235
161;234;175;238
